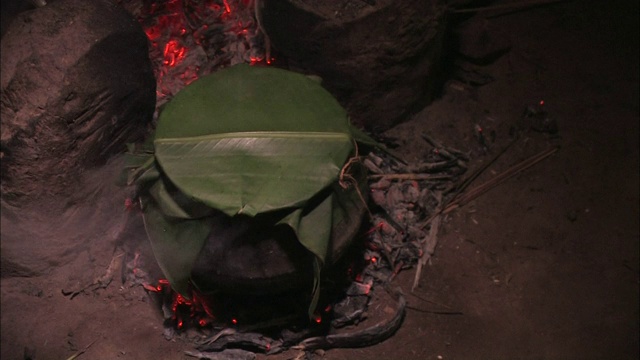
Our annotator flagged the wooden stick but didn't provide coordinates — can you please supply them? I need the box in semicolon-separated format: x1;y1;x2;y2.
368;173;453;181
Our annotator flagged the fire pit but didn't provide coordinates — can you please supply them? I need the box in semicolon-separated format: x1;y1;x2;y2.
1;0;454;358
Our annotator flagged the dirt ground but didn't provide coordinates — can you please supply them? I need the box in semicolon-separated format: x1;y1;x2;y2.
1;0;638;359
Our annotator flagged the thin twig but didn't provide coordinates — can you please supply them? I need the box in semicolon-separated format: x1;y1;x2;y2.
66;339;98;360
413;193;442;292
254;0;271;62
406;306;463;315
421;133;468;160
444;146;558;214
420;146;558;229
408;291;454;310
340;142;375;219
452;0;569;14
449;136;518;200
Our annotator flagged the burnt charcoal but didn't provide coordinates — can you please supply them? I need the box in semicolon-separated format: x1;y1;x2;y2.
402;183;421;204
370;189;387;207
385;184;405;209
369;178;391;190
196;331;272;353
363;158;384;174
332;294;370;328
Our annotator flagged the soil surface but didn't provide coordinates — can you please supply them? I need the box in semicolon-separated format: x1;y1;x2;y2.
1;1;638;359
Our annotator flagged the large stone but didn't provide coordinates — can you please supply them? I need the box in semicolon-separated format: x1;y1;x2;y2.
260;0;448;132
0;0;155;202
0;157;137;277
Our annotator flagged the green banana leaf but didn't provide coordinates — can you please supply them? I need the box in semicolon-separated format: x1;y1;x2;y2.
128;64;372;316
153;64;355;217
154;132;353;217
141;196;214;296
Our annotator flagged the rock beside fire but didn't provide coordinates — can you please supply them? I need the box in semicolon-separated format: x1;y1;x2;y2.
260;0;448;132
0;0;155;203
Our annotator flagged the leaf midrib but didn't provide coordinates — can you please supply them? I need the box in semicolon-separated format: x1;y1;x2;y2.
154;131;353;144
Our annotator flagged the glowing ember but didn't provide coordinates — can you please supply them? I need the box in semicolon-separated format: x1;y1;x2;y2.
163;39;187;67
144;278;218;330
117;0;271;107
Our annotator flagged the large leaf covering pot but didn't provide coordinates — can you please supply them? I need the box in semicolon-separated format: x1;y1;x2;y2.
126;64;373;315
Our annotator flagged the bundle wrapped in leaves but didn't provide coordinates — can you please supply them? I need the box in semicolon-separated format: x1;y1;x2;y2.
125;64;376;317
